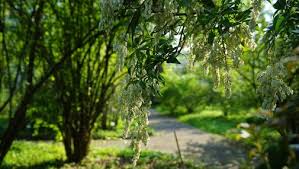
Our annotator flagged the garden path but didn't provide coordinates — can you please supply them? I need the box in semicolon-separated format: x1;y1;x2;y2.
93;110;247;169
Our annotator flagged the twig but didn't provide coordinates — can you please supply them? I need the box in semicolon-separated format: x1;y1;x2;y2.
174;130;185;169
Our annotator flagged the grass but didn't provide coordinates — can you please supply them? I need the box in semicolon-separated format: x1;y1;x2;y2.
176;109;280;149
2;141;200;169
156;106;251;137
92;121;155;140
178;110;248;136
91;122;125;140
3;141;66;169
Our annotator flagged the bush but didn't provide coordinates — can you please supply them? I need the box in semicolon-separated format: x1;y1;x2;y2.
158;66;219;116
157;63;259;117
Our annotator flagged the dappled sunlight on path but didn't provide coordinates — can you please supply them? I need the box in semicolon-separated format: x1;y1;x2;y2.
93;109;246;169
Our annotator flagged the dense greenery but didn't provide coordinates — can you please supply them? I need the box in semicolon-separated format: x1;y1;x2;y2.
154;1;299;168
0;0;298;168
157;60;259;116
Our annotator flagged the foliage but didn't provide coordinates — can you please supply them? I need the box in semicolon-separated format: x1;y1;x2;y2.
91;121;154;140
158;64;219;115
0;113;128;141
236;120;297;169
257;62;293;110
120;81;153;165
25;85;62;140
116;0;259;163
2;141;200;169
257;0;299;110
91;121;125;140
0;0;298;166
157;59;259;117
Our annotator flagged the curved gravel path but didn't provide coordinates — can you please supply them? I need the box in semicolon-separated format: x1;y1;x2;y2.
93;110;246;169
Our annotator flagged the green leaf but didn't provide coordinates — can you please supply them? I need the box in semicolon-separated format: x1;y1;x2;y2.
167;56;181;64
274;15;285;32
273;0;286;10
201;0;215;8
292;29;299;34
236;8;252;22
127;9;141;41
208;31;215;44
180;0;191;7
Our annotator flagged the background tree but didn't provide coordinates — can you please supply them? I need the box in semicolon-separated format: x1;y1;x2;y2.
0;0;298;167
0;0;107;163
44;0;119;162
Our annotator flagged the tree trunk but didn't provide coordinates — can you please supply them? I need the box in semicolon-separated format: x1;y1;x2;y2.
0;1;44;164
62;125;91;163
72;128;91;162
0;93;31;163
101;111;107;130
62;124;74;162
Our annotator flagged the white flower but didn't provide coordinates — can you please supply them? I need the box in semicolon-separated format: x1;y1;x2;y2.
110;121;115;127
229;27;235;33
240;130;250;138
239;122;250;129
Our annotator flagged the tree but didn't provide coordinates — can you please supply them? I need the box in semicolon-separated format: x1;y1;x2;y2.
0;0;298;166
0;0;107;163
0;0;54;162
51;22;124;163
118;0;298;164
44;1;126;162
117;0;260;164
0;0;263;165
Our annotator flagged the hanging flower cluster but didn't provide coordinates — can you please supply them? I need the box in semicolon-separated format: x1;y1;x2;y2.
119;76;152;166
100;0;274;165
258;62;293;110
191;23;256;96
99;0;123;30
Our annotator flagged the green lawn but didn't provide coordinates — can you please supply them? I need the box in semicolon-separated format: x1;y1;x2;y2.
91;121;126;140
92;121;155;140
2;141;200;169
178;110;249;136
177;109;280;148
